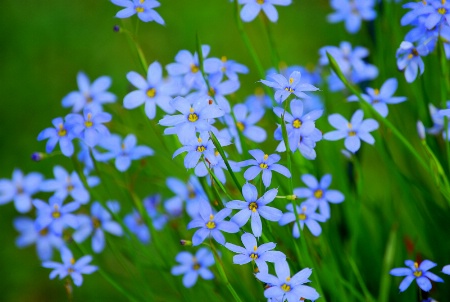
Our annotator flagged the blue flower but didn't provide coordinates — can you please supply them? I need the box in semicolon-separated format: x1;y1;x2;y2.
37;117;76;157
33;196;80;236
256;260;320;302
42;246;98;286
14;217;64;261
62;72;116;113
173;132;218;169
166;45;214;91
143;194;168;230
245;89;272;111
95;134;154;172
123;61;176;120
204;56;249;81
260;71;319;103
294;174;344;219
324;109;379;153
171;248;214;288
348;78;407;117
225;233;286;274
164;176;208;218
442;264;450;275
194;150;240;184
273;99;323;154
124;210;151;244
187;200;239;246
420;0;450;30
396;41;429;83
390;260;443;292
66;107;112;147
226;183;281;237
190;73;240;113
73;201;123;253
240;149;291;187
239;0;292;23
328;0;377;34
159;97;224;144
40;166;90;204
279;203;327;238
111;0;164;24
319;42;378;91
0;169;43;213
224;103;267;154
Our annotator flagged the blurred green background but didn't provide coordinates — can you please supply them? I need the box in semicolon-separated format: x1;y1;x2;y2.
2;0;450;301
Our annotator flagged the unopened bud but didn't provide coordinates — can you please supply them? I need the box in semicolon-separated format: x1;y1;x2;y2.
113;25;120;32
286;194;297;200
180;239;192;246
417;120;426;140
31;152;45;162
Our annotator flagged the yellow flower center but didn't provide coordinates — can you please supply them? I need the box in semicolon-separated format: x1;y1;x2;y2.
314;189;323;199
281;283;291;292
250;253;258;260
135;6;144;13
438;7;447;14
414;270;422;277
92;217;101;229
58;124;67;137
52;204;60;218
190;64;199;73
146;88;156;98
84;113;93;128
257;0;264;3
208;87;215;97
236;122;245;132
293;119;302;129
248;202;258;212
284;87;294;92
39;227;49;236
348;131;357;136
374;88;380;95
206;214;215;229
259;163;268;169
188;108;199;122
298;213;306;220
197;145;206;152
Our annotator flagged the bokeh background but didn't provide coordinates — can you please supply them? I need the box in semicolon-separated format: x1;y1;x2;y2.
1;0;450;301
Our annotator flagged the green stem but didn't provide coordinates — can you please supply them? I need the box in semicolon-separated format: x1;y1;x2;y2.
210;242;243;302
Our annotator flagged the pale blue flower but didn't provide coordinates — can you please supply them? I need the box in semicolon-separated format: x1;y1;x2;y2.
37;117;76;157
40;165;90;204
348;78;407;117
171;248;214;288
73;201;123;253
14;217;64;261
95;134;154;172
187;200;239;246
396;41;429;83
240;149;291;187
239;0;292;23
225;233;285;274
123;61;176;120
323;109;379;153
328;0;377;34
260;71;319;103
0;169;43;213
279;203;327;238
226;183;281;237
62;72;116;113
390;260;443;292
256;260;320;302
294;174;344;219
111;0;164;24
164;176;208;218
42;246;98;286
